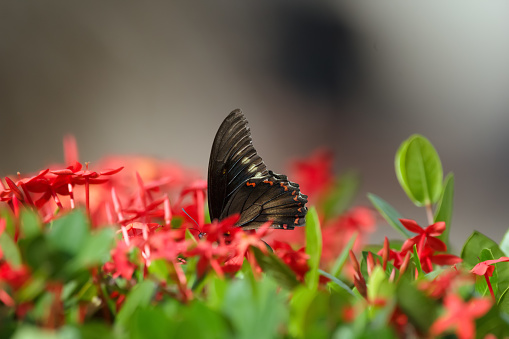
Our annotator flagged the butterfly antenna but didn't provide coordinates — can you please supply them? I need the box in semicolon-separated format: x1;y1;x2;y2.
182;207;200;229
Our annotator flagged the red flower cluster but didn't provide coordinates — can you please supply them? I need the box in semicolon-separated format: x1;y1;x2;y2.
379;219;461;274
0;136;317;307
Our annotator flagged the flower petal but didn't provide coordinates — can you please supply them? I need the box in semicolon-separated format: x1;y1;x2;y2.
399;219;423;234
427;221;446;236
427;236;447;252
431;254;462;266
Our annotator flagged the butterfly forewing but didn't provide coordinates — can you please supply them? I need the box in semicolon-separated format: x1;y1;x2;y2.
208;109;308;229
208;109;268;221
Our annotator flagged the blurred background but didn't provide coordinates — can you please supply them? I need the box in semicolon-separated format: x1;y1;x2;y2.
1;1;509;247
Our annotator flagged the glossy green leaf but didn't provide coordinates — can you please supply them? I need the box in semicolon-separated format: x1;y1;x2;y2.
318;269;356;298
305;207;322;290
174;301;232;339
115;280;156;331
396;278;438;331
77;228;115;263
289;286;317;338
47;210;89;255
395;134;443;206
221;276;288;339
322;171;360;220
251;246;300;290
330;232;357;278
128;307;176;339
367;266;395;302
499;229;509;257
461;231;509;298
0;232;21;267
434;173;454;245
412;245;424;277
367;193;412;238
20;209;41;239
498;286;509;313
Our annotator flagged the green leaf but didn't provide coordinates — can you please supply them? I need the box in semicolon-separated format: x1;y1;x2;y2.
305;207;322;290
20;209;42;239
0;232;21;267
330;232;357;278
128;307;176;339
412;245;424;277
46;210;89;255
367;266;395;302
321;171;360;220
396;278;438;331
395;134;443;206
367;193;412;238
221;277;288;339
174;301;232;339
115;280;156;331
475;249;498;298
434;173;454;245
251;246;300;290
461;231;509;298
148;259;171;282
289;286;317;338
500;229;509;257
69;227;115;270
499;286;509;313
318;269;357;298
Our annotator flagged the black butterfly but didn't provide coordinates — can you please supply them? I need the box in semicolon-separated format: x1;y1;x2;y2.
207;109;308;230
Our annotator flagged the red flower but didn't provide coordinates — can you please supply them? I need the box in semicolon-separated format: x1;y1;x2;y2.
470;256;509;301
418;247;462;274
400;219;447;254
430;294;491;339
289;149;333;201
0;262;30;290
103;241;138;280
272;241;309;281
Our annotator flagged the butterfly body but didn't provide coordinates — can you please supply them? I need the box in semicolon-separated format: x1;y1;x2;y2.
208;109;308;230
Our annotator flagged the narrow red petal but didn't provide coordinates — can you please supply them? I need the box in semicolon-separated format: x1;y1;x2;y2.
427;236;448;252
399;219;424;234
427;221;446;236
431;254;462;266
100;167;124;175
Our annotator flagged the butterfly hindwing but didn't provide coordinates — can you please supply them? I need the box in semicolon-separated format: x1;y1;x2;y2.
208;109;308;229
220;171;308;230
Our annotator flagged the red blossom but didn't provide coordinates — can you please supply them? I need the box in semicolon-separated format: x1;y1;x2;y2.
103;241;138;280
430;294;491;339
418;247;462;274
471;257;509;277
272;241;309;281
289;149;334;201
470;256;509;301
400;219;447;254
0;262;30;290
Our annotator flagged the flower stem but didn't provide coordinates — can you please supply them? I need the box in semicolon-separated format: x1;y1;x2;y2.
425;204;434;225
485;274;496;302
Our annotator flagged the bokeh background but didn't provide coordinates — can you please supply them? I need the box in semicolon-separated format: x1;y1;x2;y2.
2;1;509;247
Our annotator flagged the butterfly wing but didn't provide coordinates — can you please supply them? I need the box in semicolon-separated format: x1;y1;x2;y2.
207;109;268;221
220;171;308;230
208;109;308;229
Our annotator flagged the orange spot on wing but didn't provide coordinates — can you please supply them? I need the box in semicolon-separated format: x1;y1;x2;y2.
294;217;299;225
293;196;299;201
292;190;297;195
298;208;302;212
246;182;256;187
263;180;274;185
280;182;288;191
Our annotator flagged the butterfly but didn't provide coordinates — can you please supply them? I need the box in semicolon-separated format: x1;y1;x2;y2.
207;109;308;230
